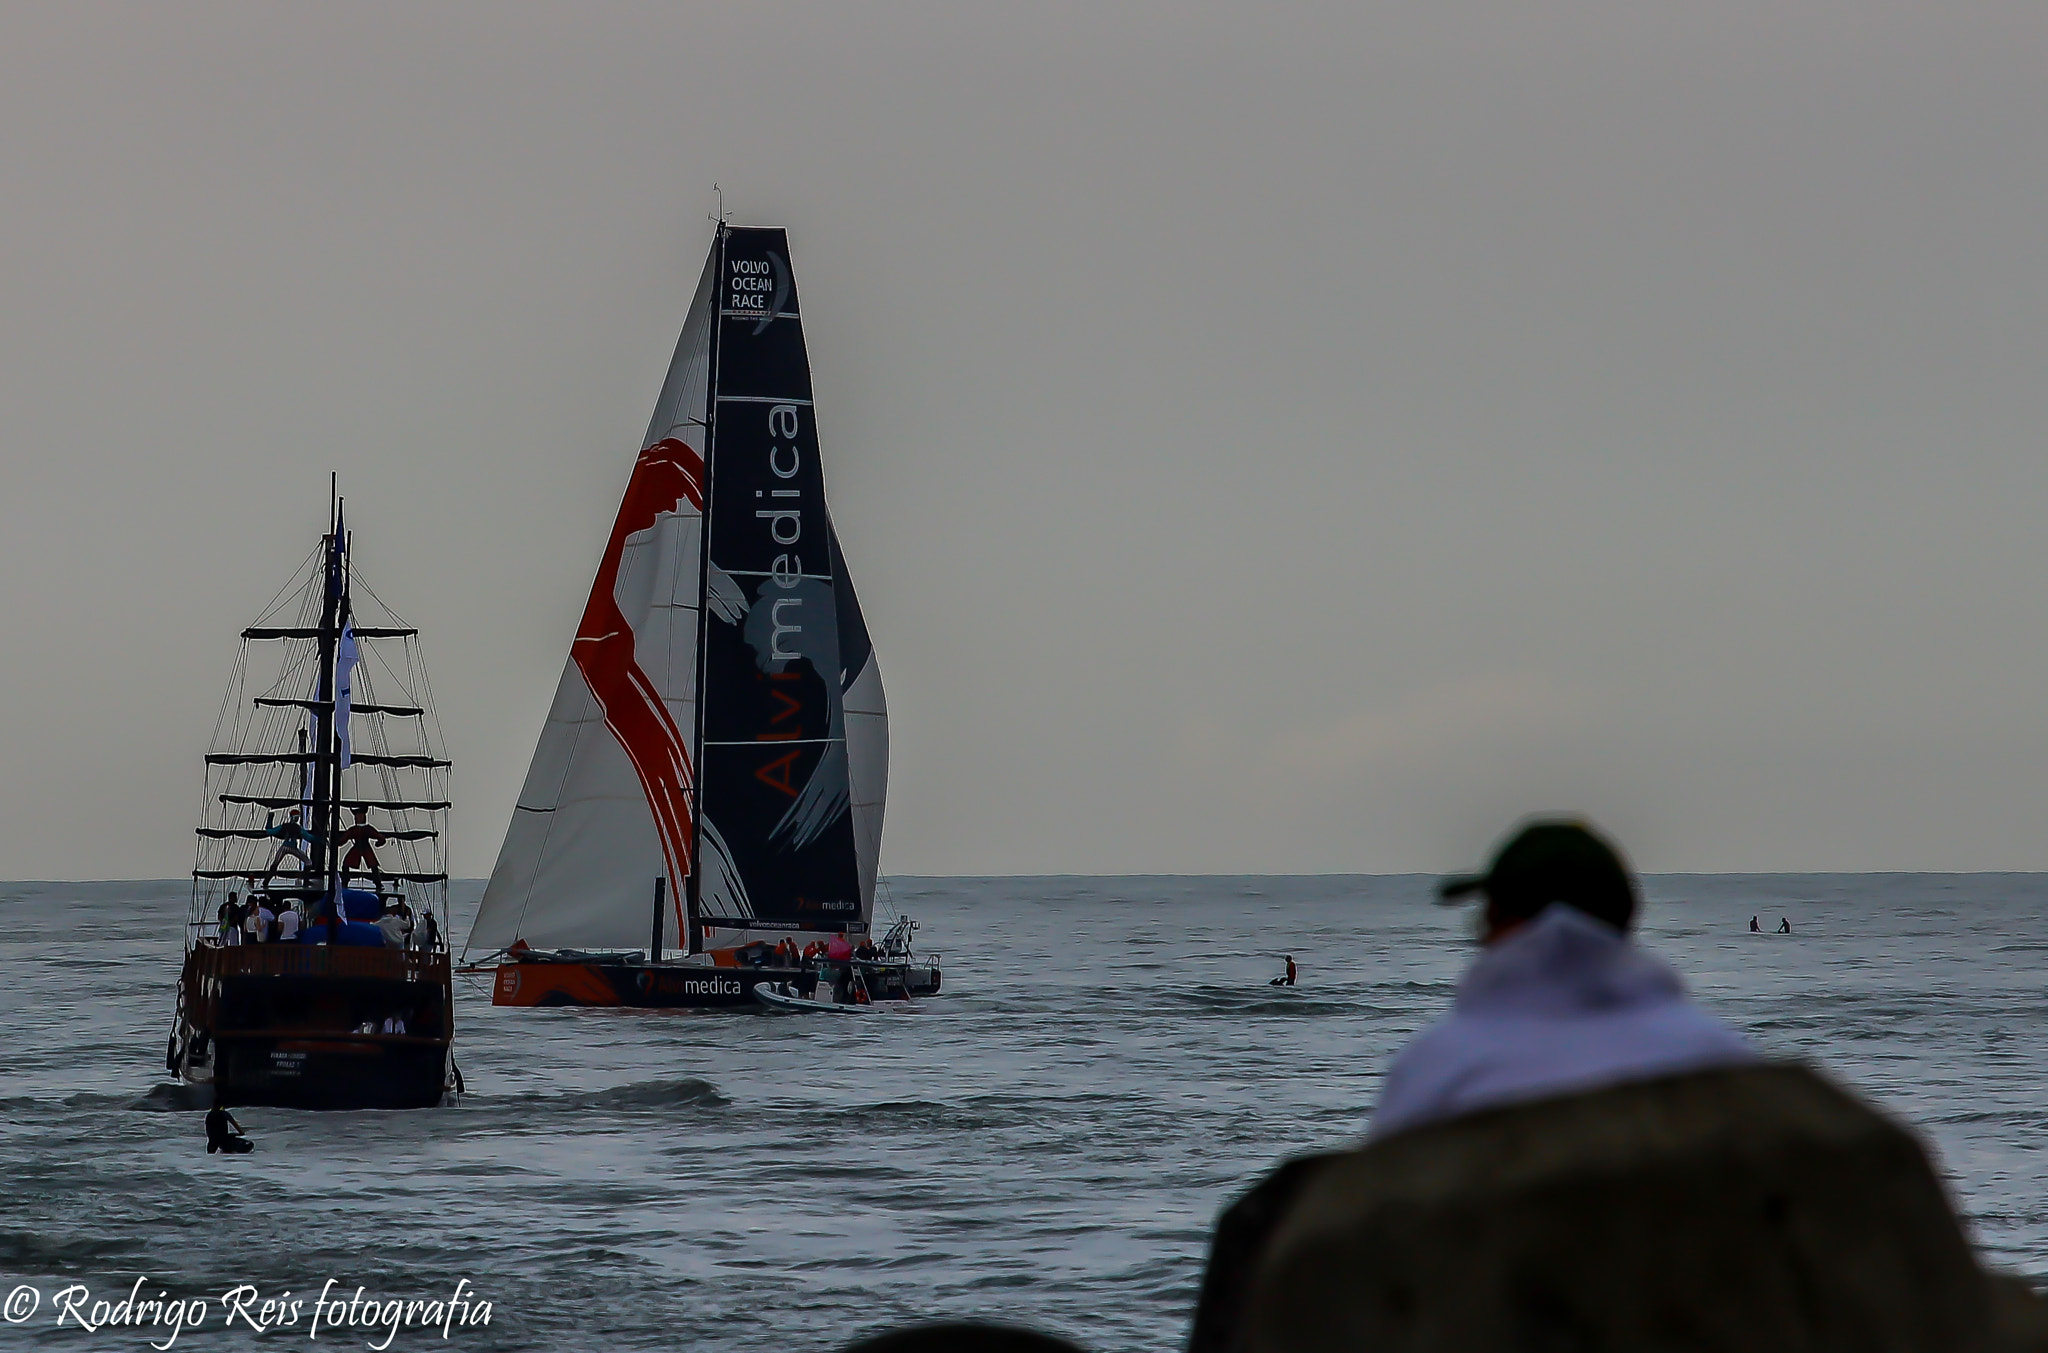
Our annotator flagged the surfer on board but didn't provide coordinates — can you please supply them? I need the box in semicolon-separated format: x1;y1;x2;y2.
1777;917;1791;934
1270;956;1297;987
1368;819;1757;1140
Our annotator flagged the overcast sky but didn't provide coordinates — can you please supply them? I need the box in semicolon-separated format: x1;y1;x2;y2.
5;2;2048;878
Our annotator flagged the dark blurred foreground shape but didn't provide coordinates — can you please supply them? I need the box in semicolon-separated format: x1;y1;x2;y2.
842;1322;1090;1353
1190;1062;2048;1353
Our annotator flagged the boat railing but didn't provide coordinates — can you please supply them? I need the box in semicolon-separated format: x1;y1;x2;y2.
853;953;942;970
877;915;920;956
185;944;450;983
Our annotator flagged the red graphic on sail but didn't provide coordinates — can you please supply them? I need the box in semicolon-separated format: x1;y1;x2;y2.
572;438;706;897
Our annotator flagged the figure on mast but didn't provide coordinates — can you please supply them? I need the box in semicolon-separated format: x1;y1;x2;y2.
339;808;388;889
259;808;318;891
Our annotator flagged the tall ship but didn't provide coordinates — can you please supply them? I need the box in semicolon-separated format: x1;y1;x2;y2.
464;224;938;1008
170;496;456;1108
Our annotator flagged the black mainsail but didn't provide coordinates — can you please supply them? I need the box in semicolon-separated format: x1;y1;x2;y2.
691;226;885;944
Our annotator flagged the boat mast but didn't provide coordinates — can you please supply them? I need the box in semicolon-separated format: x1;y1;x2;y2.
683;222;729;956
307;483;345;903
332;513;353;898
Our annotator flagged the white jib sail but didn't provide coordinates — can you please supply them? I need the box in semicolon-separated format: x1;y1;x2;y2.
466;254;717;955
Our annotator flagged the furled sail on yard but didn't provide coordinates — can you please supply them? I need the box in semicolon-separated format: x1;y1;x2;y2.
468;226;886;957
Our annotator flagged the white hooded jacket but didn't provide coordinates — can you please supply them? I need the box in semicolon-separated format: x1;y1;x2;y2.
1370;904;1757;1139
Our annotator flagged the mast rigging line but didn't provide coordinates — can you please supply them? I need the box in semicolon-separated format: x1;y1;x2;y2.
195;513;450;929
351;568;453;885
245;543;325;629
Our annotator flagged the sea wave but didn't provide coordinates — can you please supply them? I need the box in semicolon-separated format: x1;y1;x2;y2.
6;875;2048;1351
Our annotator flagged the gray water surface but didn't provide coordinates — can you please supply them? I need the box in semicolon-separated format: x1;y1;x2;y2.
2;875;2044;1350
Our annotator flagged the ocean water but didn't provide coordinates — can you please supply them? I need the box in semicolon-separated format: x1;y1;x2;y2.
2;874;2045;1351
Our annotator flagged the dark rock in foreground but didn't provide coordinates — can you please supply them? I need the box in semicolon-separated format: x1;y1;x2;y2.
843;1323;1088;1353
1192;1064;2048;1353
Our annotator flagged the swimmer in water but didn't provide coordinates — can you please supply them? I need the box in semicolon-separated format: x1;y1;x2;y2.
205;1101;252;1155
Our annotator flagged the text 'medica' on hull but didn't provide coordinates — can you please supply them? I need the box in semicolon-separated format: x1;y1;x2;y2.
465;224;939;1009
173;492;457;1110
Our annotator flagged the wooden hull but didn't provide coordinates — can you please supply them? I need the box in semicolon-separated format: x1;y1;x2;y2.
175;943;454;1110
490;959;941;1008
206;1032;450;1110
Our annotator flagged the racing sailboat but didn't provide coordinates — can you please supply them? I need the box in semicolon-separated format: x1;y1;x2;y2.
172;493;456;1108
466;224;938;1008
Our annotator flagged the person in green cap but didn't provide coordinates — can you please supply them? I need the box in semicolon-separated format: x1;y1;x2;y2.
1368;817;1755;1140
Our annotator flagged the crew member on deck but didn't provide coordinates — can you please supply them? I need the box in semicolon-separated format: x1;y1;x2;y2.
1369;818;1756;1140
338;807;388;888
